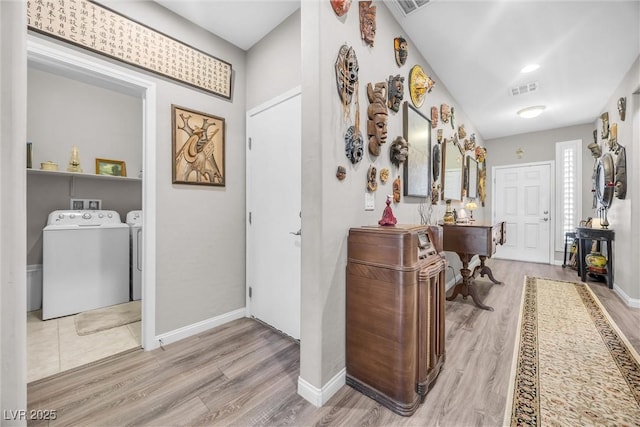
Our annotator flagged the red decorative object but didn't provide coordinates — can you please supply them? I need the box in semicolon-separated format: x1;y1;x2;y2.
378;195;397;226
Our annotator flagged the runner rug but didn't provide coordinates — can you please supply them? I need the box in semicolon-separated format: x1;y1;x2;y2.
504;277;640;426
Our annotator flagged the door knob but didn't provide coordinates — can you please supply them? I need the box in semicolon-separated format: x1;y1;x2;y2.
290;229;301;236
543;210;549;214
543;218;549;222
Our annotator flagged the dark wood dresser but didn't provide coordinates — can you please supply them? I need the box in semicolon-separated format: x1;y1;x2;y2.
346;224;446;416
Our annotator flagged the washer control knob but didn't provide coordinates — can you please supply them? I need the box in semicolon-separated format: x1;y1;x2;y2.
70;213;76;219
107;213;113;218
82;212;91;220
58;214;64;219
98;213;104;218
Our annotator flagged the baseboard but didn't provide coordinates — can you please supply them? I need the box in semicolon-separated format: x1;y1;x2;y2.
298;368;346;407
613;284;640;308
154;307;245;347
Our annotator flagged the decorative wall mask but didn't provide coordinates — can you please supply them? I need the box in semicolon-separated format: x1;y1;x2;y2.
330;0;352;17
367;82;388;156
608;123;618;151
359;1;376;47
367;165;378;191
393;176;401;203
335;44;359;110
432;143;440;182
430;106;438;128
464;137;476;152
436;129;443;144
450;106;456;129
387;74;405;113
345;125;364;164
470;133;476;147
617;97;626;121
600;112;609;139
440;103;451;123
475;146;487;163
336;165;347;180
394;37;408;66
390;136;409;166
409;65;435;108
587;141;602;158
431;182;440;205
379;168;390;183
614;144;627;199
458;124;467;139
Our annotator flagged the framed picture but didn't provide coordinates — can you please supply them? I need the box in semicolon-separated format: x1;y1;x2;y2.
172;105;225;186
403;102;431;197
96;158;127;177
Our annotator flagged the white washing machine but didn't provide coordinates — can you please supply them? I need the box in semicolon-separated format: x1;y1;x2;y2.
126;210;142;301
42;210;129;320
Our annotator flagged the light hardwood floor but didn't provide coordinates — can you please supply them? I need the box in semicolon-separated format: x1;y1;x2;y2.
28;260;640;426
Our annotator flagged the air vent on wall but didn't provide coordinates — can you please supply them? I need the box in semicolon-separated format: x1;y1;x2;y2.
394;0;432;16
511;81;539;96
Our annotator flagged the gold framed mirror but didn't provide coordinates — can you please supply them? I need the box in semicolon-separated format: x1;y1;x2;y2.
466;155;478;199
441;137;464;201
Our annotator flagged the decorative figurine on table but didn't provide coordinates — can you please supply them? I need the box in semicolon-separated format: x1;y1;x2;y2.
378;195;397;226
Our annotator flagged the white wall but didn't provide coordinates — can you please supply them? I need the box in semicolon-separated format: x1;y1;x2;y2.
300;1;486;392
246;9;300;110
1;1;28;422
98;1;248;335
595;56;639;302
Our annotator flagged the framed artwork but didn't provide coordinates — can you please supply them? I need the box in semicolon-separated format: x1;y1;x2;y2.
172;105;225;186
95;158;127;177
26;0;232;99
403;102;431;197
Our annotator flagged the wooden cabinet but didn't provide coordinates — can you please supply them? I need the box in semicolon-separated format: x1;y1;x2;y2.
346;224;446;416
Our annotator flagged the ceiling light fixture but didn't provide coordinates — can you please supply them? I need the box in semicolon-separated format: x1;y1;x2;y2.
521;64;540;73
517;105;546;118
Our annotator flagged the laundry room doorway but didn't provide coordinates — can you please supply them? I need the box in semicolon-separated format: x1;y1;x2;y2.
25;37;157;382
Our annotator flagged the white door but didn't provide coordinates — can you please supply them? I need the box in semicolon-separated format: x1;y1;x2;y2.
246;89;301;339
493;162;552;263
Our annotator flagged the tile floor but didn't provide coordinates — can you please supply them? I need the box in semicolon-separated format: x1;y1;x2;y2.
27;310;141;383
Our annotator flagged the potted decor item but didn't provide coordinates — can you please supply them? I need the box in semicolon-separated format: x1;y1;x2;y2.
443;199;455;225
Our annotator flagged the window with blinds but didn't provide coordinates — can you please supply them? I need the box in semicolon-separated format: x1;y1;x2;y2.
555;140;582;251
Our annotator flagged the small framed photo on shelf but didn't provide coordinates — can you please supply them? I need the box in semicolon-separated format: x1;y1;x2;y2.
95;158;127;177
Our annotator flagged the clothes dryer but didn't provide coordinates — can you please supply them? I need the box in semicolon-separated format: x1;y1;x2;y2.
126;210;142;301
42;210;129;320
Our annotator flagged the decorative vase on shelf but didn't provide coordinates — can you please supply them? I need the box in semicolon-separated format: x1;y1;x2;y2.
443;199;455;225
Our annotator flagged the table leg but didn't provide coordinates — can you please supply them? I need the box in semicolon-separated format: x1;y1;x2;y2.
578;238;587;282
472;256;503;284
446;253;494;311
607;240;613;289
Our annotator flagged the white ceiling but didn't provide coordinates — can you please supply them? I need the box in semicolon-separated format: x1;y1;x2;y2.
153;0;640;140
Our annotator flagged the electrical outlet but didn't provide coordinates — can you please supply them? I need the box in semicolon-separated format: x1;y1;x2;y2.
365;192;375;210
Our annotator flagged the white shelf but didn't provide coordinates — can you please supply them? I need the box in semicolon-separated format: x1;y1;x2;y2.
27;168;141;182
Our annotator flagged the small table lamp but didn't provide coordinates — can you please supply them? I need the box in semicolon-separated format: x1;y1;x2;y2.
465;199;478;221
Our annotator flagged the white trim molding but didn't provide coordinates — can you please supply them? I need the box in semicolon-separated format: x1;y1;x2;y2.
155;308;246;347
298;368;346;407
614;284;640;309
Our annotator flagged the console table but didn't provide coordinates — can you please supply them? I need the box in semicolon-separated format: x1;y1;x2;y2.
442;221;506;311
576;227;614;288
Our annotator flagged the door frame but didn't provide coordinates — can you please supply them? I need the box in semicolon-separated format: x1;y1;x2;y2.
27;36;158;350
491;160;555;264
245;86;301;319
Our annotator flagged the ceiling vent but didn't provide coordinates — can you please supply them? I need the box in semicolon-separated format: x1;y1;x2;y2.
393;0;432;16
510;81;539;96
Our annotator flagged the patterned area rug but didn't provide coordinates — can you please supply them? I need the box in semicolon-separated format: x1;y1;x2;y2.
74;301;141;336
504;277;640;426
